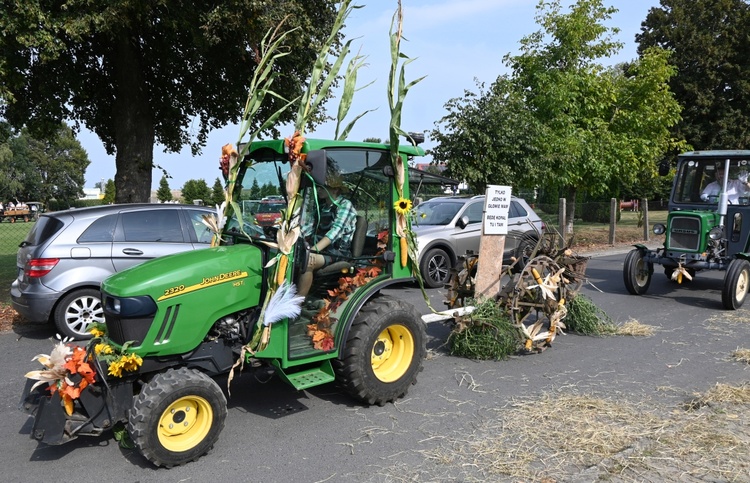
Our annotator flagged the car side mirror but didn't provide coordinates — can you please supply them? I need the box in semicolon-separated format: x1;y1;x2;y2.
302;150;327;188
456;215;469;229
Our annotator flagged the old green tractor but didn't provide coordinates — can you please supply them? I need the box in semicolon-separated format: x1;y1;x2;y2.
624;150;750;309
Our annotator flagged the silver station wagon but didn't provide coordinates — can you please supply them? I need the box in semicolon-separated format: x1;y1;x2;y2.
11;203;218;339
412;195;545;288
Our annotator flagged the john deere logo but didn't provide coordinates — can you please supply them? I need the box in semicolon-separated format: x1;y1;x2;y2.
672;228;698;235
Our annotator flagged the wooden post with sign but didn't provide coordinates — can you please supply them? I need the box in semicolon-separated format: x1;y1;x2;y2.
474;185;512;301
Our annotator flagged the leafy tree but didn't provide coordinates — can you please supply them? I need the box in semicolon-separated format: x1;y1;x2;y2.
181;179;212;205
102;179;116;204
636;0;750;150
156;176;173;203
211;177;225;206
0;1;341;203
363;137;382;143
504;0;682;230
1;123;88;205
430;77;545;194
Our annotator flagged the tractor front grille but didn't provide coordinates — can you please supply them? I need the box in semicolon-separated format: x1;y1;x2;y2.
105;314;154;347
668;216;701;251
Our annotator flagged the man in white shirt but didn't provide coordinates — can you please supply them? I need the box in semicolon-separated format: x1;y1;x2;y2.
701;165;750;203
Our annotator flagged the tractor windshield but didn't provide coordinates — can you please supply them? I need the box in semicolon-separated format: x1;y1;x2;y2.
673;159;750;206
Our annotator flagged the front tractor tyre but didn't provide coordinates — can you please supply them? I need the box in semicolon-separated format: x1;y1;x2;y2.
129;367;227;468
623;249;653;295
722;259;750;310
333;295;426;406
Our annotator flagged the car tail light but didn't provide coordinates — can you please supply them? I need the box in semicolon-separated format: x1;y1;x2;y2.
26;258;60;278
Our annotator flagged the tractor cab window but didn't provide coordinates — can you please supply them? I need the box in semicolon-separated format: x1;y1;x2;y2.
673;159;750;205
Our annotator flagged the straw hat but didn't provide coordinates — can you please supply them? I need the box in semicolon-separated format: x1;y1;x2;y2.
325;172;348;192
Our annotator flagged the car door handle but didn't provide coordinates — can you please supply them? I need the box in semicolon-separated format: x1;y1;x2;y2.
122;248;144;256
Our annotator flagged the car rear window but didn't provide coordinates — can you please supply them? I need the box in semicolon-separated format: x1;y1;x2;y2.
22;216;64;246
257;202;284;214
510;201;527;218
79;214;117;243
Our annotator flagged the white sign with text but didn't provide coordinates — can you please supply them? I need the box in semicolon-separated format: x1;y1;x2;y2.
483;185;512;235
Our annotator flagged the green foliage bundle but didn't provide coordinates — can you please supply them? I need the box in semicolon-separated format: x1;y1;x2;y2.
565;294;616;336
448;299;521;360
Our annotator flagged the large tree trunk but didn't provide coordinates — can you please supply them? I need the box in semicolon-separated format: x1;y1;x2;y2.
112;32;154;203
565;186;577;235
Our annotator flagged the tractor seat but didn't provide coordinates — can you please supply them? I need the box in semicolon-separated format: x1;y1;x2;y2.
317;215;367;276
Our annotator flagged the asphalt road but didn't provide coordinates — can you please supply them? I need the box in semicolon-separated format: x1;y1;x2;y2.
2;249;749;482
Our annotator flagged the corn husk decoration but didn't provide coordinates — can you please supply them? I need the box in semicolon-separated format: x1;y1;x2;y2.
671;263;693;284
387;1;425;270
528;267;567;300
201;201;227;247
218;19;300;247
25;340;73;392
271;218;301;286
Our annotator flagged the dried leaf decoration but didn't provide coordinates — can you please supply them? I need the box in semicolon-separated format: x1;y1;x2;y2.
25;339;98;416
306;233;387;350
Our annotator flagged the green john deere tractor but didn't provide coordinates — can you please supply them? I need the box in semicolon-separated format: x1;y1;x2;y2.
20;138;445;467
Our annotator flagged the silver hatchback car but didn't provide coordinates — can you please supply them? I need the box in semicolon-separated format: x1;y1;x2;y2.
413;195;545;288
10;203;216;339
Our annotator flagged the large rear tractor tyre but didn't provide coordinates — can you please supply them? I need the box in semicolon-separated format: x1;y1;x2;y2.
53;288;104;340
333;295;426;406
420;247;451;288
623;249;653;295
129;367;227;468
722;259;750;310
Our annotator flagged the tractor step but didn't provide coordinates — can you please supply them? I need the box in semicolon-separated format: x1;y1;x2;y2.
274;360;335;391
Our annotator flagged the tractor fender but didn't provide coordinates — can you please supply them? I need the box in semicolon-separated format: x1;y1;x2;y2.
336;278;413;355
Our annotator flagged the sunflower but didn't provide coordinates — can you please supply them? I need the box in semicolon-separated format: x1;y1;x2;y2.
94;343;114;355
394;197;412;215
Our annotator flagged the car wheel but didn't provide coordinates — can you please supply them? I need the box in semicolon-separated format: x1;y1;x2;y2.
420;247;451;288
53;288;104;340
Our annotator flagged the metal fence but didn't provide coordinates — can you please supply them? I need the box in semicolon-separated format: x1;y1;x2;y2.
0;221;33;304
530;198;667;247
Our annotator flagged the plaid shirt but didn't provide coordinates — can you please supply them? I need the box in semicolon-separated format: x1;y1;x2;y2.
303;195;358;252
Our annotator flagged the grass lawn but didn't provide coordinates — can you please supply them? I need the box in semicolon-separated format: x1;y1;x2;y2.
0;221;34;305
539;209;668;249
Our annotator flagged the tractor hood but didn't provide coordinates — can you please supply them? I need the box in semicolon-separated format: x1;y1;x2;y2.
102;244;264;299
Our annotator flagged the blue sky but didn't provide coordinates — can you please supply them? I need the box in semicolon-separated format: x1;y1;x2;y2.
78;0;660;191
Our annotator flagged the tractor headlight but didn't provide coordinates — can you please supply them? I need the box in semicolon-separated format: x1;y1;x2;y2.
709;226;724;240
653;223;666;235
104;295;156;317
